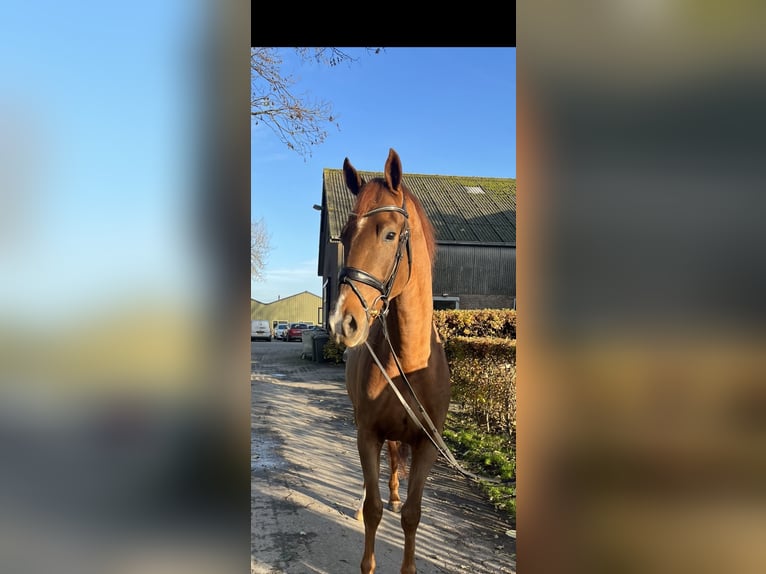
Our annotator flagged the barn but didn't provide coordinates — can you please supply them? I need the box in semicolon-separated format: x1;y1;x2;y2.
251;291;322;330
317;168;516;327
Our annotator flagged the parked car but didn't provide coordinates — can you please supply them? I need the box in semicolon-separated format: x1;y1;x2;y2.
274;324;289;340
286;323;308;342
251;319;271;342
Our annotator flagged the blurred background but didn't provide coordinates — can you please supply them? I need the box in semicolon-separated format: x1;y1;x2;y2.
518;2;766;573
3;1;766;573
0;1;249;573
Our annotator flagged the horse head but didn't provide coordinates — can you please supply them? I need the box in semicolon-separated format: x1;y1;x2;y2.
329;148;413;348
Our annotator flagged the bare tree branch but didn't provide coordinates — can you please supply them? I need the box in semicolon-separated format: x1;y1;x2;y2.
251;48;382;159
251;218;272;282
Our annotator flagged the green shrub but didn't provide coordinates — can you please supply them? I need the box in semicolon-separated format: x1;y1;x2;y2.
322;338;346;364
434;309;516;341
443;412;516;519
444;336;516;435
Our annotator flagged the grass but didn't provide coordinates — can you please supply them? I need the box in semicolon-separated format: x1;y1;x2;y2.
443;411;516;521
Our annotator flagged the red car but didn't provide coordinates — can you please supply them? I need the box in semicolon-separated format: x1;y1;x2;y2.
285;323;308;342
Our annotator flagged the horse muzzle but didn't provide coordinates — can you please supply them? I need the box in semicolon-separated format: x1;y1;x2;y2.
329;290;371;348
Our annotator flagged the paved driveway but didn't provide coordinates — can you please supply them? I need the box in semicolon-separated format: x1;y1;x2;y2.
251;340;516;573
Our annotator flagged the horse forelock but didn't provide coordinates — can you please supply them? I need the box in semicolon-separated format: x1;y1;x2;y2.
352;177;389;216
351;179;437;266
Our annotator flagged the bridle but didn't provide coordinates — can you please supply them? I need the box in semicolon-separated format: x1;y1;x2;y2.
338;194;412;321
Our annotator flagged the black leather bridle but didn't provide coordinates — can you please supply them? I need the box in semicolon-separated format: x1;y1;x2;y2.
338;195;412;320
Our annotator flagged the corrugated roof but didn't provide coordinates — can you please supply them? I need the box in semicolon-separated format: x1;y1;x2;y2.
323;169;516;245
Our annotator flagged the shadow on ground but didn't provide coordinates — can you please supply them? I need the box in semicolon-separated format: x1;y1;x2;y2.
251;341;516;574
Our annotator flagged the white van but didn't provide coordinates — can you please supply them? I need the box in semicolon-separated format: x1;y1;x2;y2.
251;320;271;342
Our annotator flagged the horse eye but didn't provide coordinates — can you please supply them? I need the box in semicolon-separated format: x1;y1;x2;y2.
385;231;396;242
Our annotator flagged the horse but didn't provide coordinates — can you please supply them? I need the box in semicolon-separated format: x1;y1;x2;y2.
329;148;451;574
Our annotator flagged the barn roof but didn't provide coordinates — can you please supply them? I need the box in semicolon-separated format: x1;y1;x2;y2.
323;169;516;246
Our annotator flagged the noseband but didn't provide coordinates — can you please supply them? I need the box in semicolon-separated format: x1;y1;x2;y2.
338;195;412;320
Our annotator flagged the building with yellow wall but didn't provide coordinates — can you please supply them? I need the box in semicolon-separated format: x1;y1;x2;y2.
250;291;322;331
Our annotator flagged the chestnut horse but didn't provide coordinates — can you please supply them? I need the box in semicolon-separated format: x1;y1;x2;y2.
329;149;451;574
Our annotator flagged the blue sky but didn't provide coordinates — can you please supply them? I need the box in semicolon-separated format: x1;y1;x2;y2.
1;2;205;324
251;47;517;303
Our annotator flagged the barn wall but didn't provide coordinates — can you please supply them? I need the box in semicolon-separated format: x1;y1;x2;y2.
433;244;516;299
320;241;343;328
458;294;517;310
319;243;516;320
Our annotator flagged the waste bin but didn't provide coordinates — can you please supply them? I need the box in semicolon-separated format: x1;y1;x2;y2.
312;332;330;363
301;330;316;360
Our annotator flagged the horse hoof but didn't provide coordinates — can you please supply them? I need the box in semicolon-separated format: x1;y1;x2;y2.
388;501;402;513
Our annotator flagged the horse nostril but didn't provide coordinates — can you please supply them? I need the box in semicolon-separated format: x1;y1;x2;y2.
342;314;357;338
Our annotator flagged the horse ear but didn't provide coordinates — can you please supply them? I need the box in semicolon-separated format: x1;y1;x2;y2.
384;148;403;193
343;158;363;196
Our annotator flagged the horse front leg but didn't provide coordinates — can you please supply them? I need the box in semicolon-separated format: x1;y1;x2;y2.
387;440;403;513
354;483;366;521
357;431;383;574
399;440;438;574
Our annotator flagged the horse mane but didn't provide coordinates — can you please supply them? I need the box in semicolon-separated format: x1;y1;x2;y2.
354;178;437;266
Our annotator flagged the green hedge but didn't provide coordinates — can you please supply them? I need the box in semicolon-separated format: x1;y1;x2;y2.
323;338;346;364
326;308;517;435
443;335;516;436
433;308;516;341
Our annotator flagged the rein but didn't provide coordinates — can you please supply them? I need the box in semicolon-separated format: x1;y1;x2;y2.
364;317;509;486
340;196;509;486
